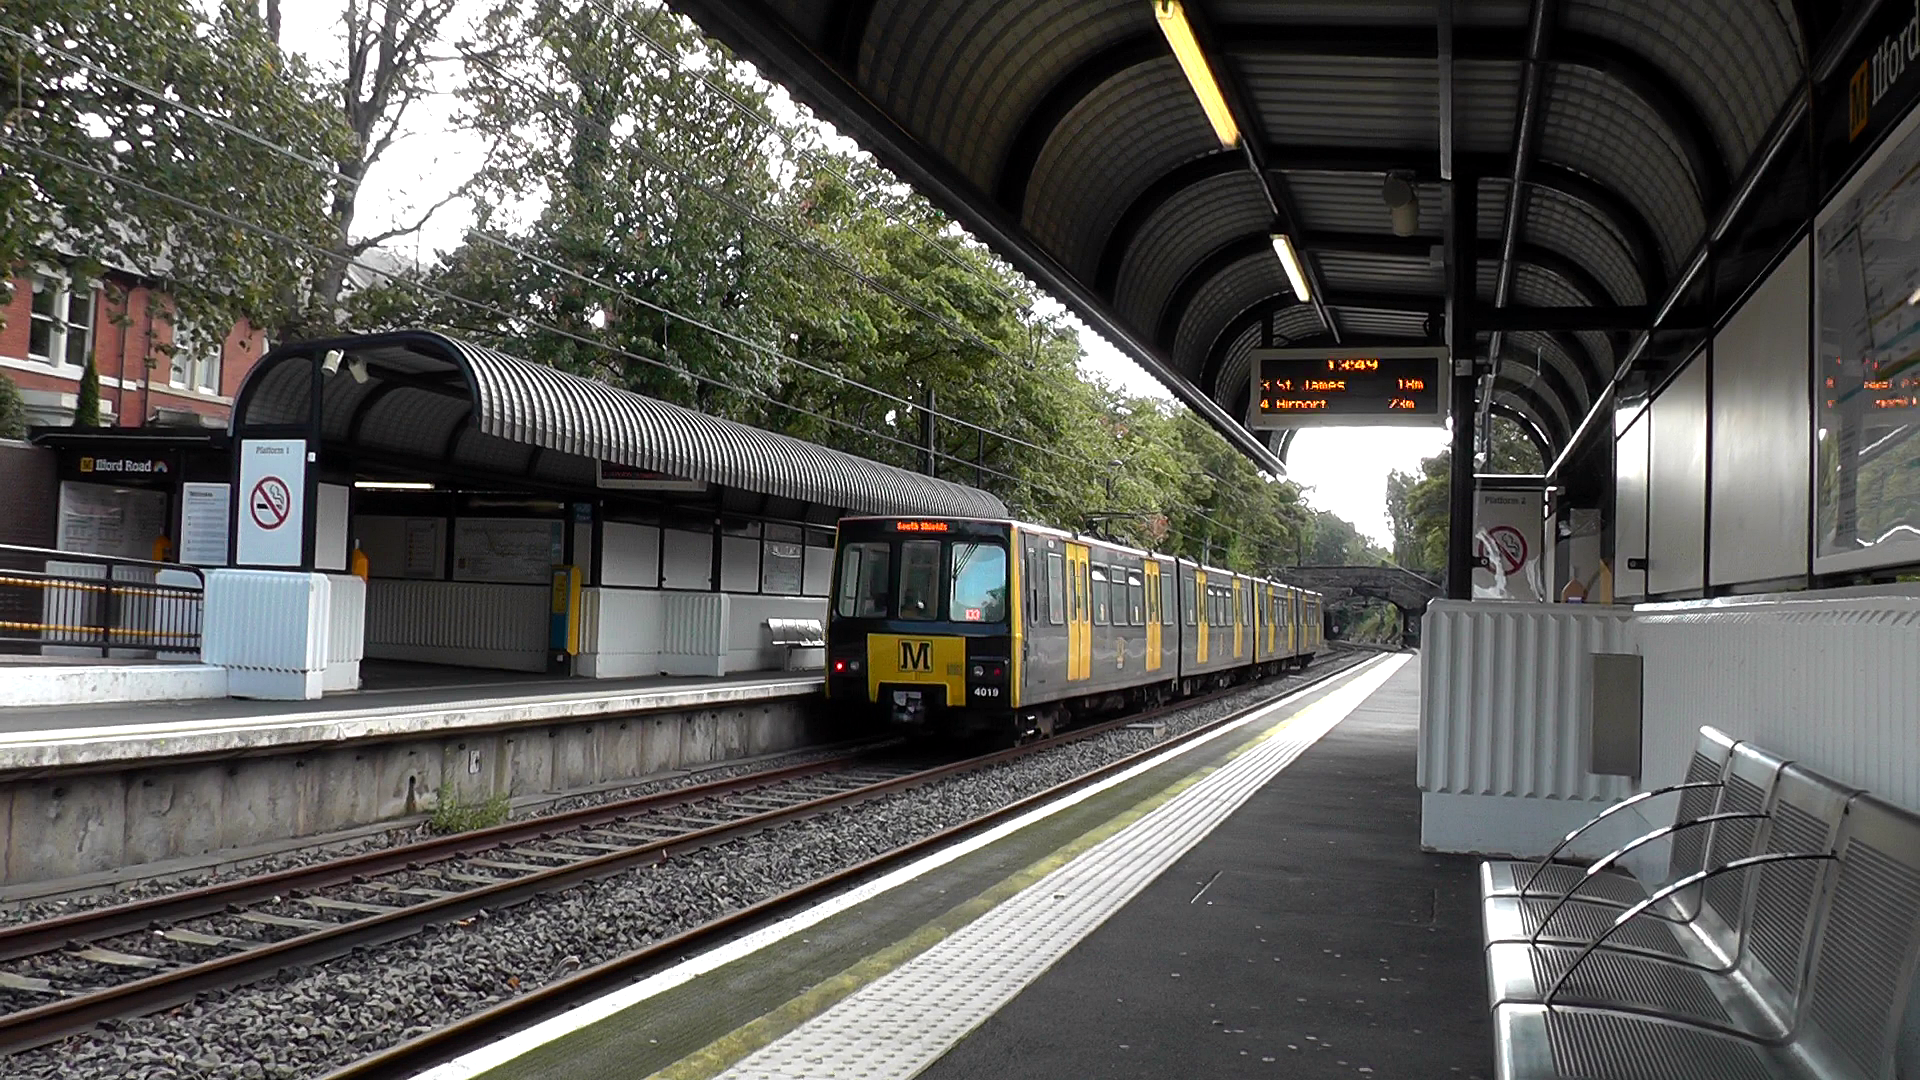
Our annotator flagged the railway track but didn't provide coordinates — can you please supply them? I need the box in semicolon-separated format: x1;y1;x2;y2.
0;652;1375;1060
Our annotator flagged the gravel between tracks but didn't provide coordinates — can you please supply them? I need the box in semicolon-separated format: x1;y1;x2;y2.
8;657;1369;1080
0;744;872;929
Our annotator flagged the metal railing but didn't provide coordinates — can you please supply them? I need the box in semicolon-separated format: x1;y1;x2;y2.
0;544;205;656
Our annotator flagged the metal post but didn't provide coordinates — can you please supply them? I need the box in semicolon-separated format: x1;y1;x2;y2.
1445;176;1479;600
919;386;936;477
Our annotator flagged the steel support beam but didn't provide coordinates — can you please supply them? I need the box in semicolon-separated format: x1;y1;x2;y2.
665;0;1286;474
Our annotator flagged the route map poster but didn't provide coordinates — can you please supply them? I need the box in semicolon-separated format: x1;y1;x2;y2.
1816;99;1920;573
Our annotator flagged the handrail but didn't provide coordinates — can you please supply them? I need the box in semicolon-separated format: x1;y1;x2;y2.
0;543;204;654
0;542;203;578
1528;811;1768;946
1542;853;1836;1008
1518;780;1724;895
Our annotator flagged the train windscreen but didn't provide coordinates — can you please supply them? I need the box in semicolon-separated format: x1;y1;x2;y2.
833;534;1007;624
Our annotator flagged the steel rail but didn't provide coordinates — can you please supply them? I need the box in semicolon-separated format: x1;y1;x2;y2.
0;656;1358;1054
320;652;1378;1080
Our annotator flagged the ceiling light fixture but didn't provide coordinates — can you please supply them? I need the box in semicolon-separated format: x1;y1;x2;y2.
353;481;435;491
1270;233;1311;303
1153;0;1240;148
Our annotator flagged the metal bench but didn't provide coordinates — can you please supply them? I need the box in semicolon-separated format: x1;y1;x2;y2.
1484;738;1791;959
766;617;826;670
1481;735;1920;1080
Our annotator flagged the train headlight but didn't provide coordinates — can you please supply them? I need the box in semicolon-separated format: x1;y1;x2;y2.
832;658;862;674
971;664;984;678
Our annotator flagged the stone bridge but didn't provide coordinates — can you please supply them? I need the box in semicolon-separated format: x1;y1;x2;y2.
1279;564;1443;643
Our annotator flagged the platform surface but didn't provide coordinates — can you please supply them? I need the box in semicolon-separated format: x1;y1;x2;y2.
427;652;1490;1080
0;666;821;772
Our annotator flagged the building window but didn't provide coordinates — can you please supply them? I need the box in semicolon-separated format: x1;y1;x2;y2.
167;319;223;393
28;270;95;368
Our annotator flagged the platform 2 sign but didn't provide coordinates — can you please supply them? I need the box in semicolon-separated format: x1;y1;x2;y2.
1247;347;1448;429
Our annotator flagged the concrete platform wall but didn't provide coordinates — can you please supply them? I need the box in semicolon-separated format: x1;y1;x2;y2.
0;697;826;886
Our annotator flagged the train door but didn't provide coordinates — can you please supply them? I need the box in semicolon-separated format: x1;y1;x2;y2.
1144;561;1162;671
1232;578;1245;658
1066;543;1091;681
1194;570;1209;664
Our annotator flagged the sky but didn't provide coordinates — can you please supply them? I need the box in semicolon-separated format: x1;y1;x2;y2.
276;0;1446;548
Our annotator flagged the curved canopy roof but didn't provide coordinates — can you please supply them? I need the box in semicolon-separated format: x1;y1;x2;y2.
233;330;1008;520
671;0;1831;471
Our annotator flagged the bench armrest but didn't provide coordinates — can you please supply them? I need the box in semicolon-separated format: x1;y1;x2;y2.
1529;811;1767;947
1518;781;1724;895
1543;852;1836;1006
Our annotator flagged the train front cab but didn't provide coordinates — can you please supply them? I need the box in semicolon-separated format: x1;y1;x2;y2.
825;517;1016;734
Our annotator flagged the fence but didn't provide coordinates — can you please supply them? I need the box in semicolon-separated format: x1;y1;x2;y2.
0;544;205;657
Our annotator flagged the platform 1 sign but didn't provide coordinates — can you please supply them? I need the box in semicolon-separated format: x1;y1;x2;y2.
236;438;307;567
1248;346;1449;429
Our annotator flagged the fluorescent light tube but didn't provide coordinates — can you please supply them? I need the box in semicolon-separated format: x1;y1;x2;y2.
1271;233;1311;303
1154;1;1240;148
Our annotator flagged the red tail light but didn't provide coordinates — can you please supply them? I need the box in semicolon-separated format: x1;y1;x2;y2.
832;659;848;673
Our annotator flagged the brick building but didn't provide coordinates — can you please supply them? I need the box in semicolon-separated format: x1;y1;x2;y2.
1;265;268;428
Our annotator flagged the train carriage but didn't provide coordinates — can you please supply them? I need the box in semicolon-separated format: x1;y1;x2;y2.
826;515;1322;740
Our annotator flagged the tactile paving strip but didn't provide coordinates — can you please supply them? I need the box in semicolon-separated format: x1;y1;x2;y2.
712;654;1411;1080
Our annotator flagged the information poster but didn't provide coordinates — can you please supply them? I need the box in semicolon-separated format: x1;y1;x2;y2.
178;483;230;566
453;518;563;583
235;439;307;567
56;481;167;560
1473;489;1546;601
1815;99;1920;572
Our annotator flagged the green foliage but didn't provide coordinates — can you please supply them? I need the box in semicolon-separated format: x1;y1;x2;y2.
0;372;26;438
73;358;100;426
429;782;511;834
1385;416;1540;574
0;0;348;340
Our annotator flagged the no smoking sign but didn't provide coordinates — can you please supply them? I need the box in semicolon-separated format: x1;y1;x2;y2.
250;476;292;530
1479;524;1528;575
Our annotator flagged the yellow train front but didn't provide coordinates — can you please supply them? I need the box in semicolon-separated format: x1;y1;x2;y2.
826;515;1324;740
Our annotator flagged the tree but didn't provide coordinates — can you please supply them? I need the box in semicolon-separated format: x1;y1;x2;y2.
1385;414;1541;574
1;0;345;344
73;358;101;426
277;0;478;342
0;372;26;438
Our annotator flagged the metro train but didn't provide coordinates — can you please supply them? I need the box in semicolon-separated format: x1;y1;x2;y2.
824;515;1323;739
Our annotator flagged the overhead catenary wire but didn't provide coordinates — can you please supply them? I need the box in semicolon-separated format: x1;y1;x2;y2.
9;11;1290;524
8;135;1285;552
4;26;1309;556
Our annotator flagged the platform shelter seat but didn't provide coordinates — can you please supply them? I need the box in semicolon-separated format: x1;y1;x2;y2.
767;618;826;670
1482;738;1788;958
1481;727;1737;909
1482;726;1920;1068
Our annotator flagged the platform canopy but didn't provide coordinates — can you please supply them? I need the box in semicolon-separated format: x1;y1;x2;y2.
232;330;1009;520
669;0;1839;471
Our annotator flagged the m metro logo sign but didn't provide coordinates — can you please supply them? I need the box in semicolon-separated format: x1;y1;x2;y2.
898;639;933;672
1855;58;1875;140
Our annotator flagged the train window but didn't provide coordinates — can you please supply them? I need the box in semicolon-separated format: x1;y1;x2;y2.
1128;573;1143;625
898;540;941;621
1046;552;1064;625
835;542;892;619
1185;577;1196;626
1025;549;1042;623
1162;571;1174;626
1090;565;1109;625
950;542;1007;623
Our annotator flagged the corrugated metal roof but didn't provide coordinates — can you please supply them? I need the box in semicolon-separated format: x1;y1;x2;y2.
235;331;1007;519
658;0;1816;458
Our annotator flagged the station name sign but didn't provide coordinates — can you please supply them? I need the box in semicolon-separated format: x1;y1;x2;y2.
1247;347;1449;429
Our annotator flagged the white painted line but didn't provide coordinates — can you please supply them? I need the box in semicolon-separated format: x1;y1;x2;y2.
712;653;1410;1080
411;654;1399;1080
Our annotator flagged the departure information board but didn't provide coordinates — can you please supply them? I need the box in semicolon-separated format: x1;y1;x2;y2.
1247;347;1449;429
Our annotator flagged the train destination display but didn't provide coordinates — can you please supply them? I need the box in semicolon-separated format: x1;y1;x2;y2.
1815;98;1920;573
1248;347;1448;429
